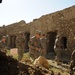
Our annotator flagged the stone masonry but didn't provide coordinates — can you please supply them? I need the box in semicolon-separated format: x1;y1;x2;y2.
0;5;75;60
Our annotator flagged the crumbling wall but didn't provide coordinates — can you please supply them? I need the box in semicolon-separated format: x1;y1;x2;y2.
29;6;75;59
6;20;28;35
0;6;75;58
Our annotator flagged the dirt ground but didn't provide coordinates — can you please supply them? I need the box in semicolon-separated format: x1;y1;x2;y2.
48;60;70;75
6;50;71;75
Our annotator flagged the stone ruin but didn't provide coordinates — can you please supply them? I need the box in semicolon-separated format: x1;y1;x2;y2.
0;5;75;62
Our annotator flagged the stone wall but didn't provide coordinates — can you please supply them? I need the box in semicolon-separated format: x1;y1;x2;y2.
5;20;28;35
0;5;75;58
0;26;7;39
29;6;75;54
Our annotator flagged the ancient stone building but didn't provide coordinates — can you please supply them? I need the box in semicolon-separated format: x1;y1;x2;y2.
0;5;75;60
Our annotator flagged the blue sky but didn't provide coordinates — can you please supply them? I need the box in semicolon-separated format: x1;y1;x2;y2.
0;0;75;26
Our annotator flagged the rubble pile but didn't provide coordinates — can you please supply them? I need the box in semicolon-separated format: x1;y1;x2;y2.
0;51;61;75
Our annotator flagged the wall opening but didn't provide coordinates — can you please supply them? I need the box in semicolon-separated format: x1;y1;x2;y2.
61;37;67;49
46;32;57;53
13;36;16;48
25;32;30;52
10;35;16;48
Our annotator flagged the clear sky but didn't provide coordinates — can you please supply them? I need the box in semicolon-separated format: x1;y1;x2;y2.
0;0;75;26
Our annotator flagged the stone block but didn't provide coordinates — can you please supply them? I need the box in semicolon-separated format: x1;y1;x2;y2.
10;48;18;56
33;56;49;69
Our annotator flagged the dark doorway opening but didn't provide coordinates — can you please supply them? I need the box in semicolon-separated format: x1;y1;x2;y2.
46;32;57;53
61;37;67;49
13;36;16;48
10;35;16;48
25;32;30;52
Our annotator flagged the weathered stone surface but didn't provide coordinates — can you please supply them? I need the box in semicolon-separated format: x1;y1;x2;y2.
0;5;75;60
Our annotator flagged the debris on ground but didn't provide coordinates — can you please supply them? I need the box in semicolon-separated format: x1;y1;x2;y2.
0;51;63;75
33;56;50;69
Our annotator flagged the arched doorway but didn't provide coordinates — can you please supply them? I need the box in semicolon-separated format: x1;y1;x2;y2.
46;32;57;53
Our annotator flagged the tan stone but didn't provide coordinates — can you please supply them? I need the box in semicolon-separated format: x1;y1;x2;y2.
33;56;49;69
